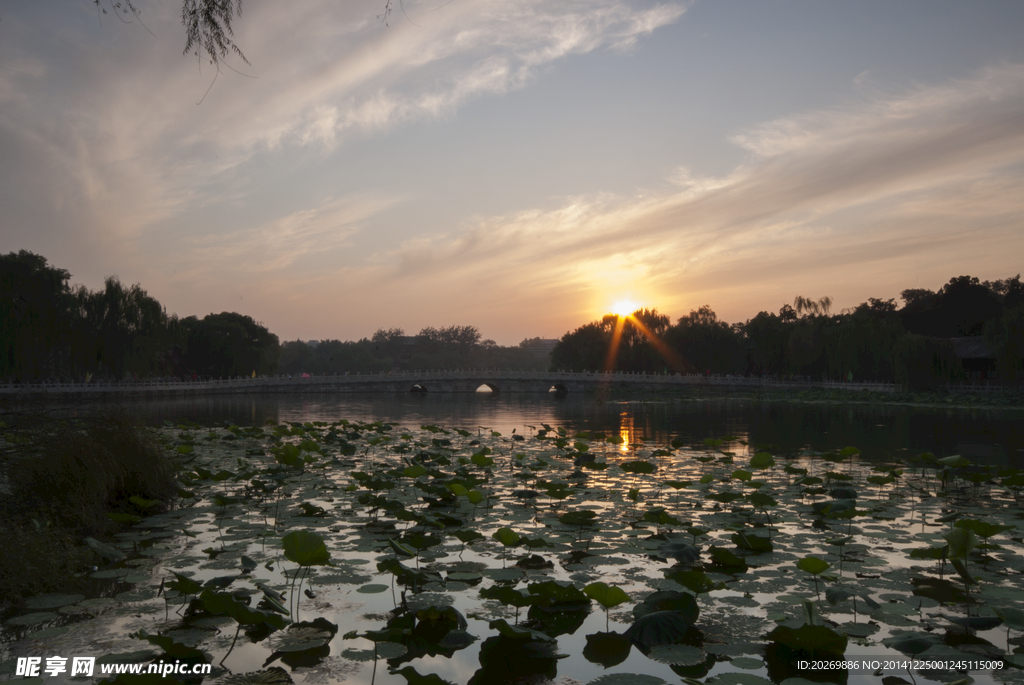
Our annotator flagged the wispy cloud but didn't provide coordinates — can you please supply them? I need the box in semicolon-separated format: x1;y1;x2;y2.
173;193;398;276
348;63;1024;333
0;0;685;264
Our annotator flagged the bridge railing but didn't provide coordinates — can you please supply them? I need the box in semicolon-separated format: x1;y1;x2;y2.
0;369;899;394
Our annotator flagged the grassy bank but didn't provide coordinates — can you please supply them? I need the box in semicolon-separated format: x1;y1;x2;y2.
0;410;181;606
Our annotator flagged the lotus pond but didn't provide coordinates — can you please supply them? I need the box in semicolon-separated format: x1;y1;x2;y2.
4;420;1024;685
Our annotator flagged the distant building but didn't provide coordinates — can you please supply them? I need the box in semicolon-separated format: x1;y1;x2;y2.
950;336;996;380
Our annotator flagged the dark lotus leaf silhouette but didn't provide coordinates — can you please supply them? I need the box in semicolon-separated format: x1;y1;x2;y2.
624;610;692;647
658;540;700;564
583;631;632;668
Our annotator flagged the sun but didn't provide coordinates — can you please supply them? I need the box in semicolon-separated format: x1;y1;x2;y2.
611;299;638;317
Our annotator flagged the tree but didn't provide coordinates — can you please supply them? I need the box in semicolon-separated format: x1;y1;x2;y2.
371;327;405;345
793;295;833;318
417;325;481;349
184;312;279;377
0;251;77;380
741;311;788;376
666;305;744;375
550;322;610;372
823;299;903;382
985;305;1024;382
901;276;1002;338
76;276;179;379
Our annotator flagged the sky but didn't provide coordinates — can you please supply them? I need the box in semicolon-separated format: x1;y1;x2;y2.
2;0;1024;345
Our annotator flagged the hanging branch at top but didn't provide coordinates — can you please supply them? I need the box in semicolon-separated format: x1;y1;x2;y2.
181;0;248;65
92;1;404;69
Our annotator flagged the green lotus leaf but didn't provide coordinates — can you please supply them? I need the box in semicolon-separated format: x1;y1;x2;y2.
492;527;521;547
955;519;1013;539
583;582;630;609
667;569;716;595
708;545;748;571
282;530;331;566
732;532;773;553
796;556;830;576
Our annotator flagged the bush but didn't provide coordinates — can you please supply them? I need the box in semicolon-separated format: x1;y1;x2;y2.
10;415;178;532
0;412;180;605
0;523;92;602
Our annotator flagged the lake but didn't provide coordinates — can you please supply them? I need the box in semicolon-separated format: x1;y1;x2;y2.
4;409;1023;685
77;390;1024;468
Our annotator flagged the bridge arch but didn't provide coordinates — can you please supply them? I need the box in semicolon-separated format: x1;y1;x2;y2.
410;384;428;393
475;383;500;393
549;384;569;394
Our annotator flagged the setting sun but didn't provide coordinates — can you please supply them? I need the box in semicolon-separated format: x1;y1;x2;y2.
611;299;638;317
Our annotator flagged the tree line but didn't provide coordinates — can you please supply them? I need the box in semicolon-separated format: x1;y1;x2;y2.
5;251;1020;387
0;251;548;382
1;251;278;381
277;327;550;375
551;275;1024;389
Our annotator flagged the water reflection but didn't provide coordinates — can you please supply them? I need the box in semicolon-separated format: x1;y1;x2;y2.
618;412;632;454
51;391;1024;467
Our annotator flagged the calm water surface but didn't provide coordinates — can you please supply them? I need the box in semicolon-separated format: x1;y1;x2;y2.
88;391;1024;468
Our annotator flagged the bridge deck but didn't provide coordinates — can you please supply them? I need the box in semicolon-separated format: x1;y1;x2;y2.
0;370;900;397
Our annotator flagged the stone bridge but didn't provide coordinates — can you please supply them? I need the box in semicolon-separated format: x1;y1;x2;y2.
0;370;898;398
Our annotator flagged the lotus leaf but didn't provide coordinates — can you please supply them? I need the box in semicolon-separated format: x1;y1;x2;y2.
955;519;1014;539
583;631;632;667
708;545;748;571
667;569;716;595
133;631;207;660
797;556;830;576
632;590;699;623
282;530;331;566
584;582;630;609
492;527;521;547
882;631;942;655
766;624;847;655
624;610;693;647
732;532;773;553
621;460;656;474
587;675;666;685
487;619;553;641
528;580;590;610
479;585;535;608
659;539;701;564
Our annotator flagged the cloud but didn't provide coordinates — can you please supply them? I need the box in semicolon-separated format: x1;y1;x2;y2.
0;0;685;267
172;193;398;277
352;63;1024;331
